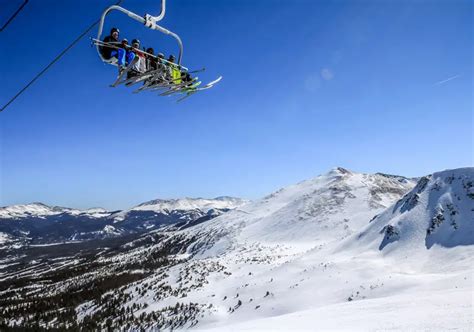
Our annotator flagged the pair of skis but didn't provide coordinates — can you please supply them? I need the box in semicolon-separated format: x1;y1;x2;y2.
176;76;222;102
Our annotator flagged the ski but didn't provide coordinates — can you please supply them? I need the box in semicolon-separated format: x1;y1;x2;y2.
110;57;139;87
178;76;221;93
138;75;199;94
159;78;201;96
198;76;222;89
131;70;173;93
176;76;222;102
123;67;167;87
133;77;169;93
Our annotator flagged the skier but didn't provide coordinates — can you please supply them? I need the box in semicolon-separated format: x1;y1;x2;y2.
167;54;181;84
145;47;157;71
142;51;168;86
157;53;166;71
100;27;120;60
181;71;201;92
100;28;134;70
181;72;193;85
128;39;146;78
153;52;168;84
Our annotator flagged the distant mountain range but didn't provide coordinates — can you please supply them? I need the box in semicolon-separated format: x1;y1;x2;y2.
0;197;248;245
0;167;472;330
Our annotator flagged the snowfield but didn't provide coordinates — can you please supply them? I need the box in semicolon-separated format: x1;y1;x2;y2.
202;287;471;331
1;167;472;330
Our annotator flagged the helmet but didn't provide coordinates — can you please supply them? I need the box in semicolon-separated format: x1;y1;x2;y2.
146;47;154;54
111;27;120;34
132;39;140;45
157;53;164;58
121;38;128;44
168;54;175;61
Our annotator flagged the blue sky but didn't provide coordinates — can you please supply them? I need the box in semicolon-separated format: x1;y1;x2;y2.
0;0;472;209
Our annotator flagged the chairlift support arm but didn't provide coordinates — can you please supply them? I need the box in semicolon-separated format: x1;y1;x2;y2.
96;0;183;65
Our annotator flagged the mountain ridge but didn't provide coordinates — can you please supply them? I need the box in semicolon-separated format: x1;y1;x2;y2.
0;196;248;245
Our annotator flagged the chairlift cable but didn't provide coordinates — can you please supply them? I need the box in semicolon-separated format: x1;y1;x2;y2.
0;0;29;32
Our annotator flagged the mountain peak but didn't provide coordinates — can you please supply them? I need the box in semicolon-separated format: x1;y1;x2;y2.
0;202;59;219
328;167;353;176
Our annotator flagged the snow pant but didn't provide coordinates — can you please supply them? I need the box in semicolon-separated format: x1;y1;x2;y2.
111;49;136;66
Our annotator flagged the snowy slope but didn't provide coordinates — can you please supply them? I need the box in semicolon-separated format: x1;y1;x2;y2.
105;167;470;331
349;167;474;254
203;287;471;331
181;167;416;254
72;167;448;329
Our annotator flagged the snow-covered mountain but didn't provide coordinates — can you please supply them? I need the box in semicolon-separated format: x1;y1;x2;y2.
350;167;474;252
0;203;112;220
0;197;246;222
0;167;472;331
112;196;248;222
180;167;416;254
107;167;470;331
0;197;247;245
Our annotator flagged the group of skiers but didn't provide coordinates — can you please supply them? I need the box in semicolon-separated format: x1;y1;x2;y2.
99;27;192;86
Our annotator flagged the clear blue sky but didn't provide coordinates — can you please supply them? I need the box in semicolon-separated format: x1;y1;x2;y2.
0;0;472;210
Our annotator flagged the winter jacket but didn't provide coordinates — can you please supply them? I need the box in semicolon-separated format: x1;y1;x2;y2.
170;65;181;84
147;57;158;72
132;51;147;73
100;35;120;59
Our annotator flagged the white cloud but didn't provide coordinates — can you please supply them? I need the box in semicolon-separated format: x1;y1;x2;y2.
321;68;334;81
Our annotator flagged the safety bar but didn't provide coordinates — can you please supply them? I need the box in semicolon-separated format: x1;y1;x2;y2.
96;0;183;64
